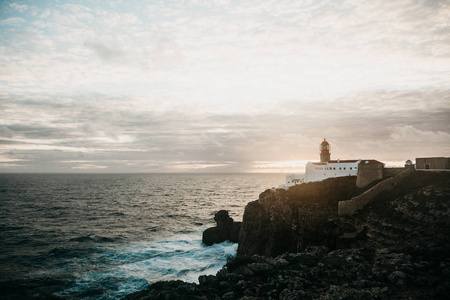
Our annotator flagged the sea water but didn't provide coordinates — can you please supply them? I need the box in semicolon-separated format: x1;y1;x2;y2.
0;173;284;299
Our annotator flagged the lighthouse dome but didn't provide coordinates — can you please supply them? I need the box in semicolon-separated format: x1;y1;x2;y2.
320;139;330;151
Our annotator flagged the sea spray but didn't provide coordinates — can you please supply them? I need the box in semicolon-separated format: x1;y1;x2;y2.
58;232;238;299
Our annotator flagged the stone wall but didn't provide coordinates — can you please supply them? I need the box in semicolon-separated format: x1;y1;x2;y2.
339;168;416;216
356;162;384;188
416;157;450;170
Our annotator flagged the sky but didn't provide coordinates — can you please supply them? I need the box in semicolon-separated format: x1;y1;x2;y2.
0;0;449;173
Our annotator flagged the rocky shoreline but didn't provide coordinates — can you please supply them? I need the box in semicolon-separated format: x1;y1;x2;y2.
124;171;450;299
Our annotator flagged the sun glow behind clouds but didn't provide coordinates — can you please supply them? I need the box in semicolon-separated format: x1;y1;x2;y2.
0;0;449;173
252;160;309;173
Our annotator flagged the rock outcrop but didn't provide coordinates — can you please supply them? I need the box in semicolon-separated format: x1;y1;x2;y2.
202;210;241;246
238;176;364;257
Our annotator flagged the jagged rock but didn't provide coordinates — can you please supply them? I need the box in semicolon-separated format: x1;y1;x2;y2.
198;274;216;286
123;280;205;300
202;210;242;246
388;271;408;288
273;257;289;267
279;288;304;300
247;262;273;273
235;266;255;277
238;177;362;257
222;291;235;299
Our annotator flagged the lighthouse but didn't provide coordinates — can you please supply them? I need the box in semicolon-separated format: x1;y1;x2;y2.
279;138;384;188
320;138;330;163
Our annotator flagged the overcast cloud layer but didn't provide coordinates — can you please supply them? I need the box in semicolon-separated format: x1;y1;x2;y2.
1;0;449;173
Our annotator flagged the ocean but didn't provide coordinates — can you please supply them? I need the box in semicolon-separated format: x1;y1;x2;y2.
0;173;284;300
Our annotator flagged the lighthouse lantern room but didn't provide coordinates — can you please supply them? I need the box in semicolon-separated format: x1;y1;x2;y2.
320;138;331;163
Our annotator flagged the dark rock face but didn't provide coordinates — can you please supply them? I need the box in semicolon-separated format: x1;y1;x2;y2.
123;280;205;300
238;176;363;257
202;210;241;246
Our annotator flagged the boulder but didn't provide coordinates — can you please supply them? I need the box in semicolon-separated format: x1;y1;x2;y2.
202;210;241;246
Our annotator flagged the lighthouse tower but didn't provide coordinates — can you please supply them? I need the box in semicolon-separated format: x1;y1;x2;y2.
320;138;330;163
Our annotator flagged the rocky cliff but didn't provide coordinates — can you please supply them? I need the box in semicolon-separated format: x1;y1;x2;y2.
124;171;450;299
238;176;365;257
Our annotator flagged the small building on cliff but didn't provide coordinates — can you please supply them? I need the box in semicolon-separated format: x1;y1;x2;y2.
280;139;384;188
416;157;450;170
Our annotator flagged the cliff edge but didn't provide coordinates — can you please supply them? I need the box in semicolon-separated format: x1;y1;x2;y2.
238;176;365;257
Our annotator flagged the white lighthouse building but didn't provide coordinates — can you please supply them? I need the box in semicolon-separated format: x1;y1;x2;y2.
279;139;382;188
305;138;361;182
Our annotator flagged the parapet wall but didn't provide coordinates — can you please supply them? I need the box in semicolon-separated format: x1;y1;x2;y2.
339;168;415;216
356;162;384;188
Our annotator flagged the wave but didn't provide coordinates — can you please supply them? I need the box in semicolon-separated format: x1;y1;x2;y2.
0;223;27;231
109;212;126;216
69;234;118;243
48;246;102;259
58;232;237;299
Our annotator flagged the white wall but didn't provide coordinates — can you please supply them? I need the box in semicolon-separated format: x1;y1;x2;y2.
305;161;359;182
279;173;304;188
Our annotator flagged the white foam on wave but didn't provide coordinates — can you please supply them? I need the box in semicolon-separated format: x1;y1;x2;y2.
116;232;237;283
59;232;237;299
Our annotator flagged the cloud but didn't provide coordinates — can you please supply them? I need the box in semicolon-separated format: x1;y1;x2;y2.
39;9;51;19
0;0;448;172
391;126;450;143
2;0;448;99
72;164;107;169
149;38;184;69
0;17;25;26
0;126;14;138
3;86;449;172
84;40;126;62
9;3;28;12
